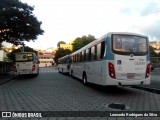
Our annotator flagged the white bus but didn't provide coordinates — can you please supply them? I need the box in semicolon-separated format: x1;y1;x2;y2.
69;32;150;86
12;52;40;76
58;55;71;74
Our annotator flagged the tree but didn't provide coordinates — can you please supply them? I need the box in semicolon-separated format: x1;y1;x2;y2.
57;41;66;48
0;0;44;46
0;44;3;49
7;46;38;61
72;34;96;52
150;45;158;57
54;48;71;64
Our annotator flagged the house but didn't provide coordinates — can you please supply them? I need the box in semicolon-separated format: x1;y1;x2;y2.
38;53;54;67
59;39;74;51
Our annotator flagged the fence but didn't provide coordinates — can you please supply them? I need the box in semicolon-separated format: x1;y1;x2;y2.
151;57;160;68
151;57;160;75
0;62;14;74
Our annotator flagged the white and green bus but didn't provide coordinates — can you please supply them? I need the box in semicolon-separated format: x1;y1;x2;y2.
69;32;150;86
58;55;72;74
12;52;39;76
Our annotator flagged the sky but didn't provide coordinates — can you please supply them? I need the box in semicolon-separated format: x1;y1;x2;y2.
5;0;160;49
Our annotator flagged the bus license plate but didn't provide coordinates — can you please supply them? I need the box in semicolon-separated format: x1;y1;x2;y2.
127;73;135;79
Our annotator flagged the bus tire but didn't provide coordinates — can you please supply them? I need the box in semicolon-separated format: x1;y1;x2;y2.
83;73;88;86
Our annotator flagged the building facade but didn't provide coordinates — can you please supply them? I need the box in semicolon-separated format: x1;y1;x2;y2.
59;39;74;51
38;53;54;67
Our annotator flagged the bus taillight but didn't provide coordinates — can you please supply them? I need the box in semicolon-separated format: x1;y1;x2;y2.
12;66;17;72
108;62;116;79
32;65;35;71
145;63;150;78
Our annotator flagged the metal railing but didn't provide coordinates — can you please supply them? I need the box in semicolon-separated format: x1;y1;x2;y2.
151;57;160;75
0;62;14;74
151;57;160;68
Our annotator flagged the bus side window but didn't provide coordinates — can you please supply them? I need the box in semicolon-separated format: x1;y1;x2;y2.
72;56;74;63
89;48;91;61
77;53;80;62
97;41;105;60
97;43;101;60
72;56;75;63
80;52;82;62
84;50;86;61
82;51;84;61
75;55;77;63
91;46;95;60
100;41;105;59
86;48;91;61
95;45;97;60
86;49;89;61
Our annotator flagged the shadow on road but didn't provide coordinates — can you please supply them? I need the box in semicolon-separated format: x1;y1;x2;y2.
17;74;38;80
71;77;137;95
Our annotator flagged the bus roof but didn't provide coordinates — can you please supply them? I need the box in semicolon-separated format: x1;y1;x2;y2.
58;55;70;60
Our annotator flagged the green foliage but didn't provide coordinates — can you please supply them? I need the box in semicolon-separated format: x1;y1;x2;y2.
7;46;38;61
54;48;71;64
57;41;66;48
72;34;96;52
0;0;44;46
0;43;3;49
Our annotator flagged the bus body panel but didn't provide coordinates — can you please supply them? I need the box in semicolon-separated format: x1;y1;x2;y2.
58;64;69;73
71;59;150;86
14;62;39;75
71;60;107;85
106;60;150;86
114;55;147;80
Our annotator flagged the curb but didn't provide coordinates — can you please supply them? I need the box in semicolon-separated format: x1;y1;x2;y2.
132;86;160;94
0;75;18;86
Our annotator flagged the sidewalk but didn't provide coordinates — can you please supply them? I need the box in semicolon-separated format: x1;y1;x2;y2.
0;71;17;86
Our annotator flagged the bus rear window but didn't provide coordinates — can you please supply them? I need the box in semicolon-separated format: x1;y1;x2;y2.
15;54;33;62
112;35;148;55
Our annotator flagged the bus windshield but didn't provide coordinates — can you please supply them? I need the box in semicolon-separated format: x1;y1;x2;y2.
112;35;148;55
15;53;34;62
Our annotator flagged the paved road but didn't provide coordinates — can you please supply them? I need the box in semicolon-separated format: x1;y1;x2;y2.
0;67;160;120
150;74;160;89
